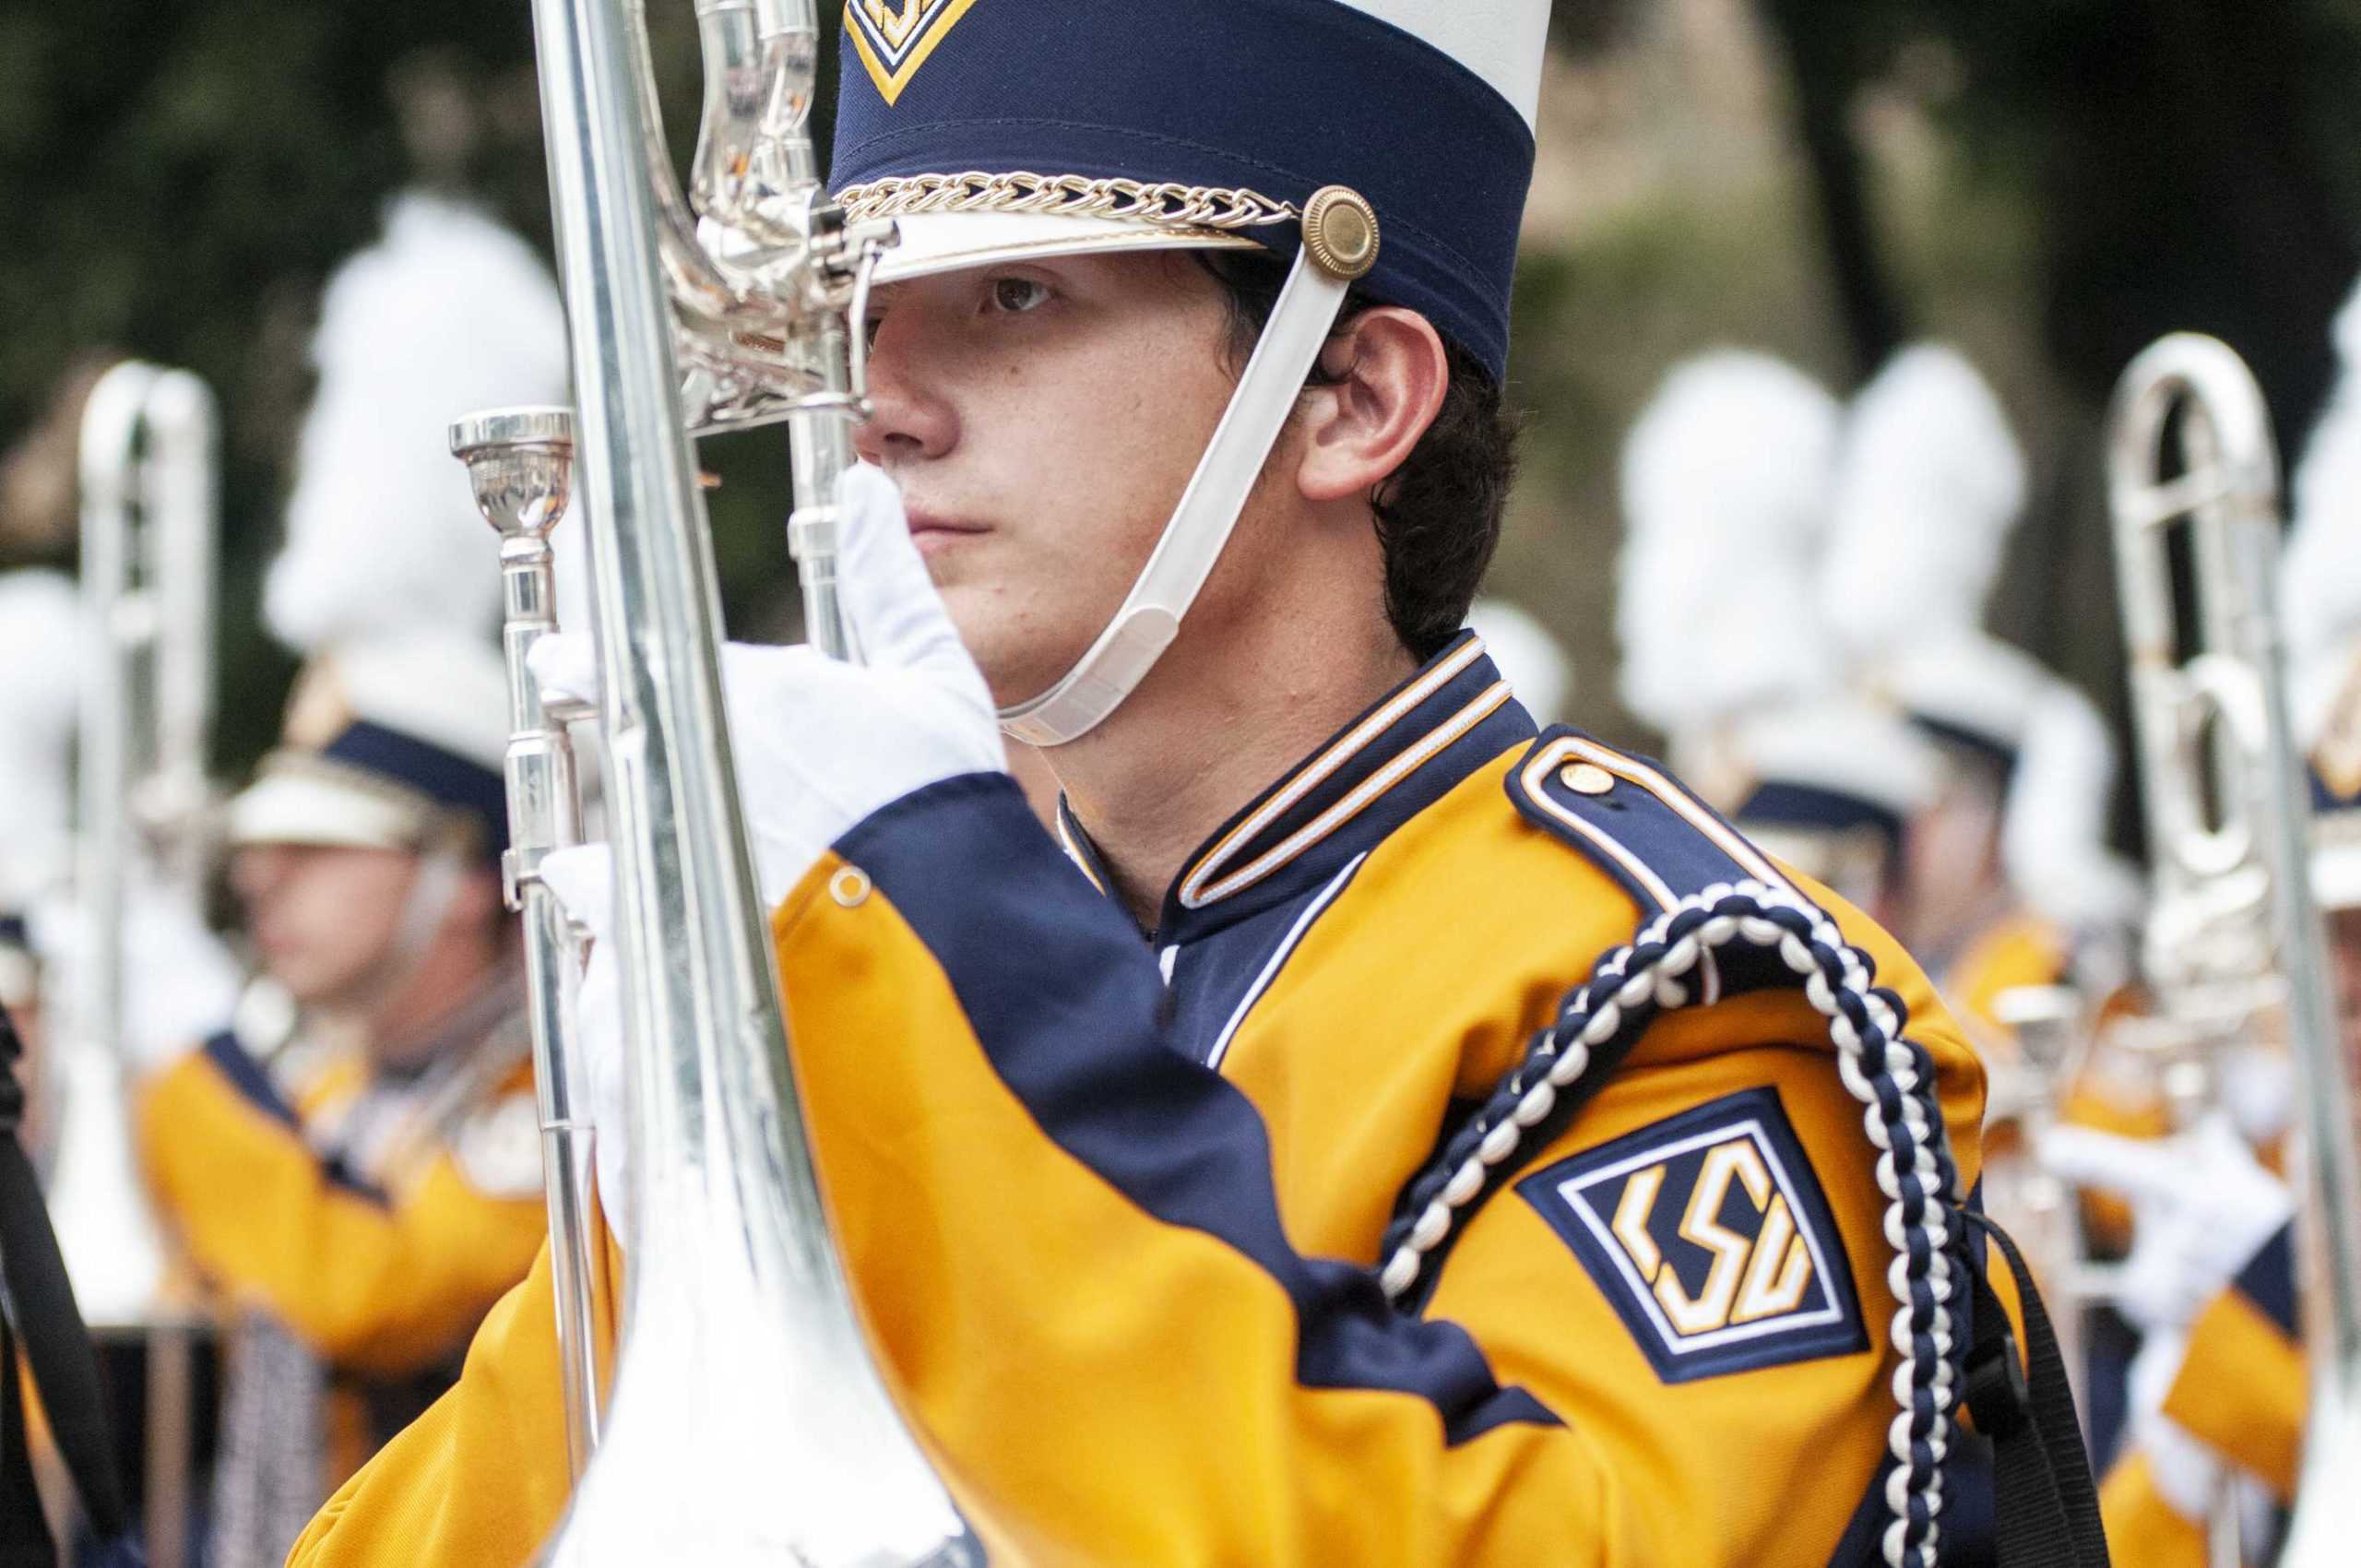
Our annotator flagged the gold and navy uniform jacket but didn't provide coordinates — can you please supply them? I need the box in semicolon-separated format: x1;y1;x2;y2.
2099;1224;2302;1566
291;634;2000;1567
137;1003;548;1481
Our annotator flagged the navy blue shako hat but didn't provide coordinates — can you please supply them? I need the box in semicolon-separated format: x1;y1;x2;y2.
830;0;1553;746
229;634;515;865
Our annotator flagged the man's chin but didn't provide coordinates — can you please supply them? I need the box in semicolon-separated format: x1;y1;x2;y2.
975;644;1097;717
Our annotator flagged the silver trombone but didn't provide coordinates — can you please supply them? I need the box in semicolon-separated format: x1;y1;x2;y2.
517;0;970;1559
46;359;219;1568
451;407;609;1480
1983;983;2107;1417
2107;332;2361;1563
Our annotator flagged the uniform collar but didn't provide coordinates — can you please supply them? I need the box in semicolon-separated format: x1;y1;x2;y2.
1057;631;1535;942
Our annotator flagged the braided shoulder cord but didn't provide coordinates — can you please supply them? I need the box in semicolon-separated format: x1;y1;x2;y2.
1377;881;1964;1568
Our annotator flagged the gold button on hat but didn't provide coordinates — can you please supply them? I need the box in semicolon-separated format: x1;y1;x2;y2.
1302;186;1381;281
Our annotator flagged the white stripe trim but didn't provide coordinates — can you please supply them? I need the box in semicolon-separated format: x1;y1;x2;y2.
1517;742;1680;910
1052;807;1106;894
1557;736;1797;894
1180;646;1504;909
1205;852;1369;1072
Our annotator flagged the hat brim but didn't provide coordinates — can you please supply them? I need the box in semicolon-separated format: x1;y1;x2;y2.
227;771;424;854
872;210;1264;286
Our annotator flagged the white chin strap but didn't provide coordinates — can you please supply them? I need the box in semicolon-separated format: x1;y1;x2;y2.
998;191;1375;748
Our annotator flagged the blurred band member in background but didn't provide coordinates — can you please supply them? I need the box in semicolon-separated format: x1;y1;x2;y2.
1817;347;2141;1042
130;172;569;1565
138;635;545;1564
0;568;81;1159
2039;275;2361;1565
1616;350;1940;927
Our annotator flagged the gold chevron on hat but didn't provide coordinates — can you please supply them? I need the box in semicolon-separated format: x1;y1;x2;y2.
846;0;985;105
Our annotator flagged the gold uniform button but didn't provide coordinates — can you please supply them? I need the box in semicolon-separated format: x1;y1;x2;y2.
1302;186;1381;281
1561;762;1616;797
829;866;873;908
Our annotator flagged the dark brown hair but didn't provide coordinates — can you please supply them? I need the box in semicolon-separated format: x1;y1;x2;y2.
1196;250;1520;660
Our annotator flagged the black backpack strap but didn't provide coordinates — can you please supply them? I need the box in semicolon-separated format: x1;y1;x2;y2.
2;1313;59;1567
1960;1208;2111;1567
0;1001;134;1550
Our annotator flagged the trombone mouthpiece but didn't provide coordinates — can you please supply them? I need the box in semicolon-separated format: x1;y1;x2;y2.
450;405;575;540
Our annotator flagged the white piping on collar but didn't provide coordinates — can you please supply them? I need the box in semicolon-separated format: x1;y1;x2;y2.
1180;636;1502;909
1052;805;1107;895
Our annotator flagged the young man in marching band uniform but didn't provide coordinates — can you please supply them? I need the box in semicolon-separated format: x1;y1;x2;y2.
137;635;550;1562
292;5;2082;1562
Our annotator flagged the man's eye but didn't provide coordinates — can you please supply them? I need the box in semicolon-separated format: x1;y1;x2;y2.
991;277;1052;315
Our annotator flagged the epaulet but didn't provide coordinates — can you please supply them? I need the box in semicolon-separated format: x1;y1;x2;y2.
1502;727;1820;1002
1389;732;1975;1565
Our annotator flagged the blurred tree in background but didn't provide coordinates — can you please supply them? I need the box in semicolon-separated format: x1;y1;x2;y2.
1501;0;2361;793
1;0;2358;829
0;0;825;772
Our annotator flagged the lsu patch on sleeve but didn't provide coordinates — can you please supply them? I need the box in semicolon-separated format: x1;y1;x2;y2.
1517;1087;1865;1383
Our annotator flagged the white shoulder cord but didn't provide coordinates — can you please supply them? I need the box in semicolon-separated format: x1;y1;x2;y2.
999;189;1381;748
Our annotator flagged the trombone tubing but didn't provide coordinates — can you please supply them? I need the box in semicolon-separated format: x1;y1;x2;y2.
2107;333;2361;1559
452;408;607;1479
521;0;966;1557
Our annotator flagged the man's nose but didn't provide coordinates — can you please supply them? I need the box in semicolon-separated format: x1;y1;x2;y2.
852;312;957;467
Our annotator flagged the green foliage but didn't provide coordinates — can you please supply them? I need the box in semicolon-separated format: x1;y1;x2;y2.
0;1;836;773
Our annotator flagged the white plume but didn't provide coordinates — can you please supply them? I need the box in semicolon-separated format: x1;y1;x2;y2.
2334;273;2361;369
266;191;571;653
1820;345;2027;663
2283;306;2361;750
0;570;83;901
2001;679;2142;932
1616;351;1843;732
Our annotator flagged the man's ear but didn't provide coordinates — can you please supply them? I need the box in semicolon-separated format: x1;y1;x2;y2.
1294;306;1450;505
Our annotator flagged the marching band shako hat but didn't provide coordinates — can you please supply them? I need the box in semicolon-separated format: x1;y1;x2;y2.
229;634;512;865
1818;344;2042;775
832;0;1552;746
1721;696;1940;909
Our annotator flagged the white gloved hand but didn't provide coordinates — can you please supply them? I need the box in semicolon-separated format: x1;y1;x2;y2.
2037;1115;2292;1334
527;463;1006;909
536;842;633;1250
527;463;1014;1248
2125;1326;2224;1521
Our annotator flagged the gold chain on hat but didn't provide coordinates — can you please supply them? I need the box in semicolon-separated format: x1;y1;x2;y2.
836;171;1300;232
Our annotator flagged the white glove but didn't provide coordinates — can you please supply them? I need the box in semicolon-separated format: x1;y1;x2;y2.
2037;1115;2291;1333
2125;1326;2223;1521
536;843;632;1249
528;462;1006;909
528;462;1013;1248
